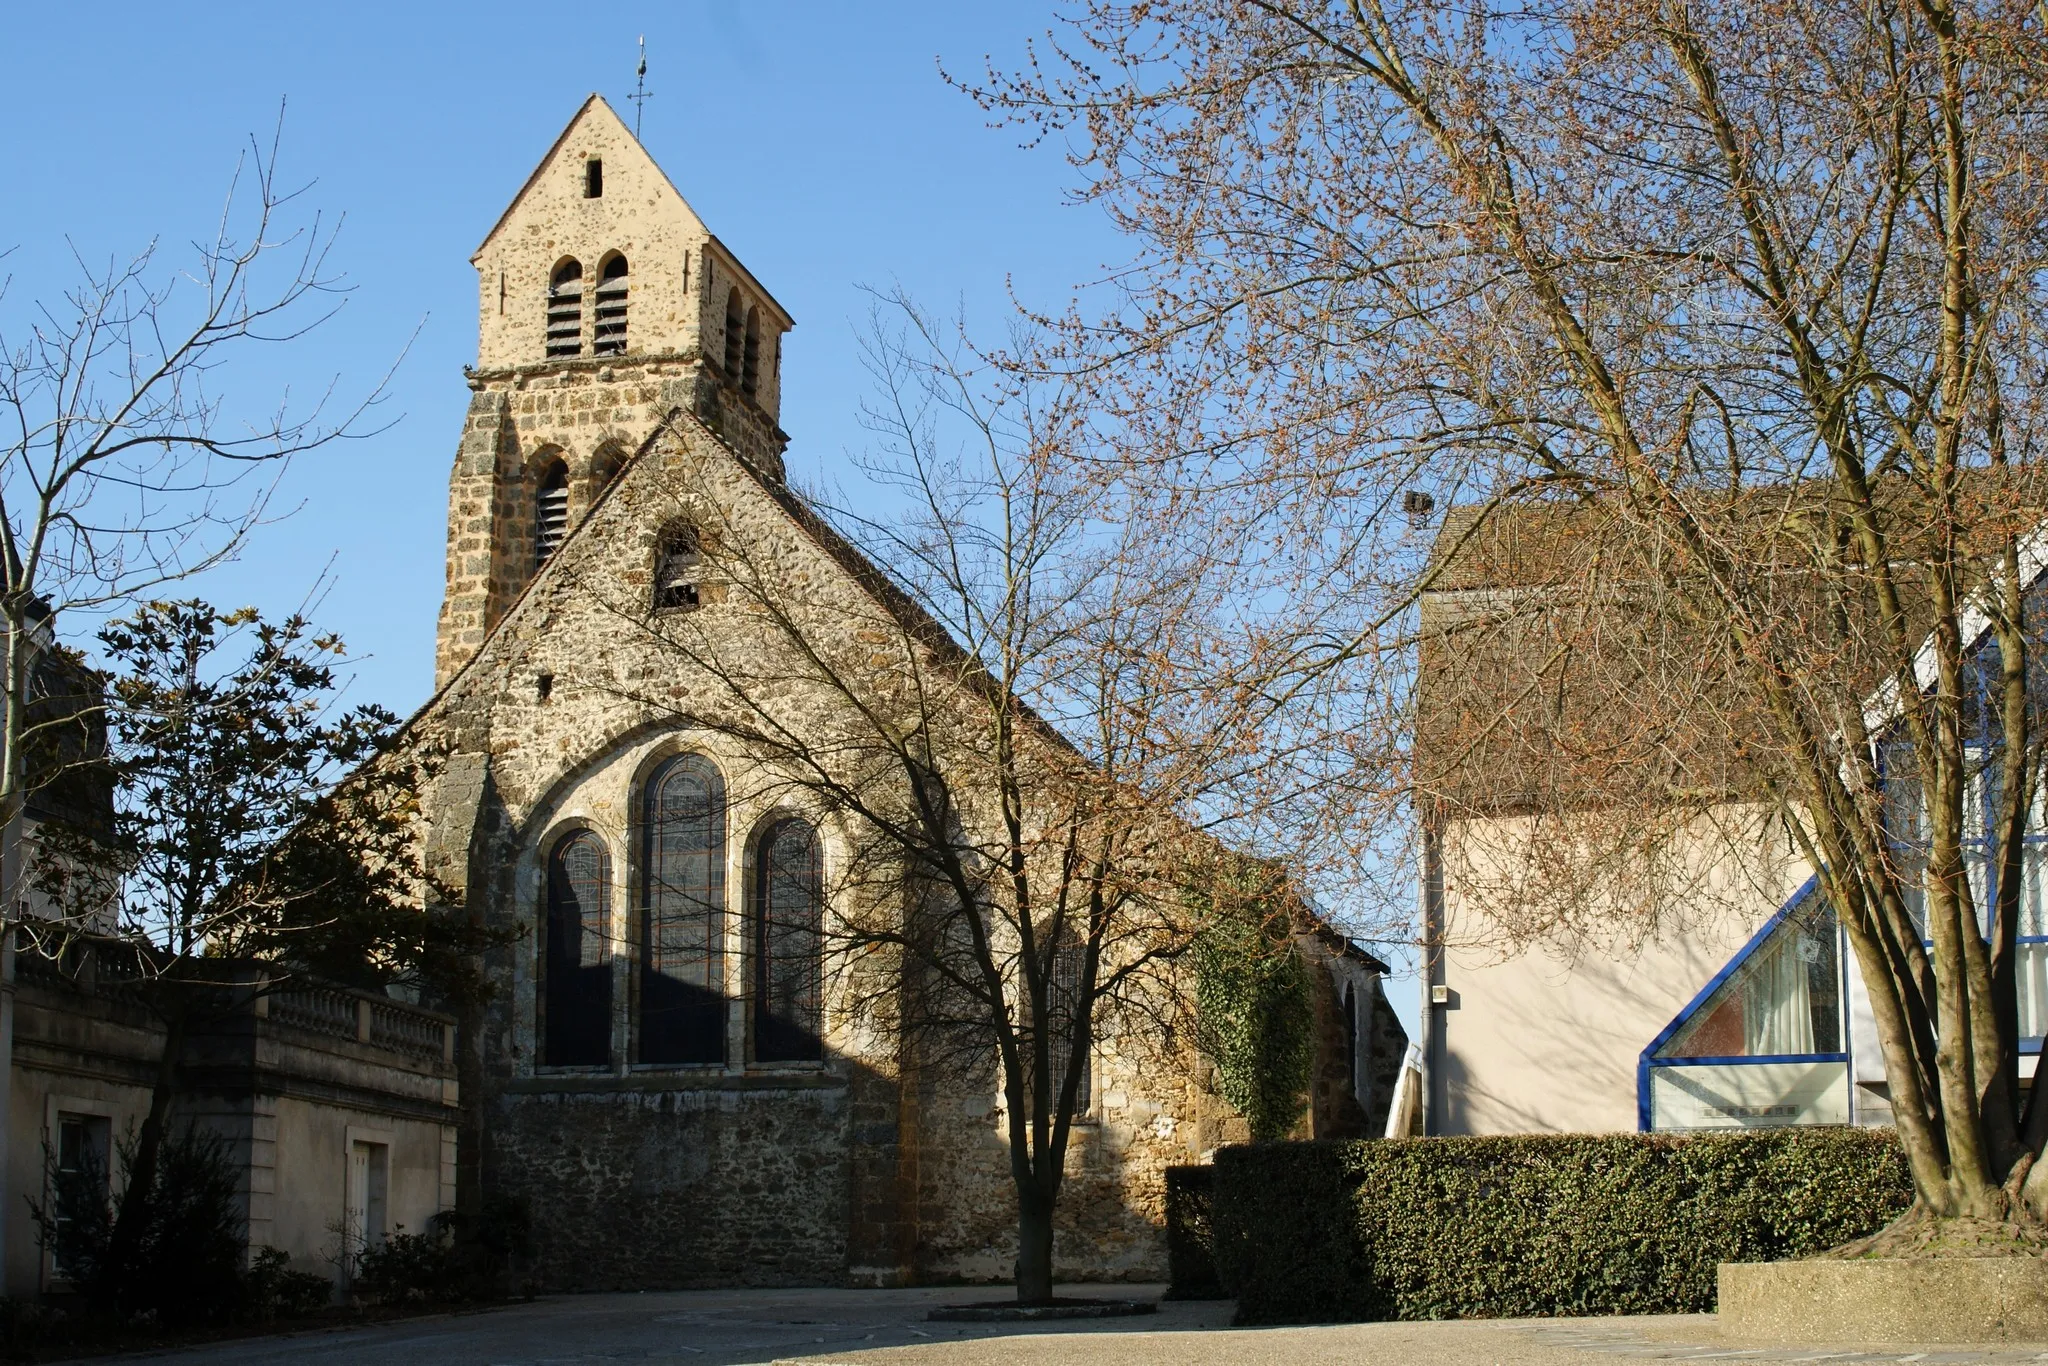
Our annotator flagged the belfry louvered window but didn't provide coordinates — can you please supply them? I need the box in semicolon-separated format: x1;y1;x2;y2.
535;461;570;568
545;260;583;358
640;754;728;1064
593;255;629;356
742;306;761;398
724;289;744;379
543;831;612;1067
753;817;823;1062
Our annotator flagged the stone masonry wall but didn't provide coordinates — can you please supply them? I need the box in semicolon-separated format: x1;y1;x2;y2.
490;1081;851;1290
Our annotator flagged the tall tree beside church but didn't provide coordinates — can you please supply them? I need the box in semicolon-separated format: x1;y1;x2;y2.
970;1;2048;1243
0;117;393;917
604;296;1368;1302
34;601;484;1304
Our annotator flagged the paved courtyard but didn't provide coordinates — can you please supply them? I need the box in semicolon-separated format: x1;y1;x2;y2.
111;1287;2048;1366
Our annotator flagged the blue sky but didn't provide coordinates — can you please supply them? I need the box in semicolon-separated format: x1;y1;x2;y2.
4;3;1423;1010
2;1;1114;713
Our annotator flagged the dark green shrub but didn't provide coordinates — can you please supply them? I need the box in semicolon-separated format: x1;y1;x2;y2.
242;1246;333;1320
1164;1166;1226;1299
1208;1128;1913;1324
354;1220;464;1305
354;1197;533;1305
33;1124;336;1330
34;1124;246;1327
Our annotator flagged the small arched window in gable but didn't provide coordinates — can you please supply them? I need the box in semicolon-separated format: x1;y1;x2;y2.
640;754;728;1064
753;817;823;1062
593;255;629;356
545;261;584;359
535;460;570;569
742;307;762;398
653;525;701;613
543;831;612;1067
723;288;744;380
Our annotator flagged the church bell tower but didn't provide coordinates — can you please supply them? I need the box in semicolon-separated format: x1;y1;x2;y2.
434;95;794;687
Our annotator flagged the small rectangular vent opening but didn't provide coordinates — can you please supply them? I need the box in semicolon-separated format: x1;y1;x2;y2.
584;159;603;198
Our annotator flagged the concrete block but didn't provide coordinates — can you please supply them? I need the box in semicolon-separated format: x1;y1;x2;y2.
1719;1257;2048;1343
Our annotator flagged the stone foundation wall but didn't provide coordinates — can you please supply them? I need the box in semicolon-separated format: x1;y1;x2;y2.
489;1080;852;1290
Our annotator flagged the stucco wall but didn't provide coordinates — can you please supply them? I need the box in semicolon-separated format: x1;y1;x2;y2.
3;965;457;1299
1432;807;1805;1134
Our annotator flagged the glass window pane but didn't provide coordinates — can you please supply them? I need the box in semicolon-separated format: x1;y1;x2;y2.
641;755;727;1064
1660;896;1840;1059
544;832;612;1067
753;818;822;1062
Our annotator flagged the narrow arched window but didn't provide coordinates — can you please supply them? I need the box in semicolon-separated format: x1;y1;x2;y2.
534;460;570;569
653;524;701;613
753;818;823;1062
723;288;744;380
1047;929;1091;1114
589;442;625;498
640;754;727;1064
742;307;762;398
546;260;583;358
543;832;612;1067
593;255;629;356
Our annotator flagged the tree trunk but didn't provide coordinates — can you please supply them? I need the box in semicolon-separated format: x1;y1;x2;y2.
101;1003;188;1309
1014;1179;1055;1304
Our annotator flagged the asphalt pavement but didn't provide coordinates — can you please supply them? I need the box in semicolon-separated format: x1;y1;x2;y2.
79;1285;2048;1366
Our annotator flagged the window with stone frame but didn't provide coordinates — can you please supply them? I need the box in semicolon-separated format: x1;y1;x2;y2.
723;288;744;379
534;460;571;568
752;816;824;1062
653;524;702;613
543;830;613;1067
545;259;583;358
592;254;629;356
639;754;728;1064
742;306;762;397
1044;927;1093;1116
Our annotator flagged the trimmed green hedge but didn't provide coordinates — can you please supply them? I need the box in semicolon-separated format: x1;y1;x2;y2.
1196;1129;1912;1323
1164;1165;1226;1299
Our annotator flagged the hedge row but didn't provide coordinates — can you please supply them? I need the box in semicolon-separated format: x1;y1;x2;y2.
1181;1128;1912;1323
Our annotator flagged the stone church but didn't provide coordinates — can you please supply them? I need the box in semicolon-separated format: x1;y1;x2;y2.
398;95;1405;1291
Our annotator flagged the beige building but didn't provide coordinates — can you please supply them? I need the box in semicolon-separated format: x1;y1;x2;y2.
1412;508;2041;1138
3;949;458;1297
391;96;1405;1291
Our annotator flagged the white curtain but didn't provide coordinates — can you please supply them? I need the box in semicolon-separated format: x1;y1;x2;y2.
1743;932;1814;1056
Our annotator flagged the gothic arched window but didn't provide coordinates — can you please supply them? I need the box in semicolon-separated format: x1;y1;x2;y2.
545;260;583;358
723;288;744;380
543;831;612;1067
534;459;570;569
593;255;629;356
640;754;727;1064
742;306;762;398
752;817;823;1062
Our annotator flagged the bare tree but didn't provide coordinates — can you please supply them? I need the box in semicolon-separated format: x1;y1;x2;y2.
582;296;1369;1301
0;115;393;916
971;0;2048;1245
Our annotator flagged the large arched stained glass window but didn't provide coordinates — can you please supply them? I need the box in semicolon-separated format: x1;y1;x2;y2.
640;754;727;1064
543;831;612;1067
752;817;823;1062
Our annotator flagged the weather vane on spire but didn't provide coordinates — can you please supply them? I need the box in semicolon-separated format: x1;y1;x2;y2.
628;36;653;140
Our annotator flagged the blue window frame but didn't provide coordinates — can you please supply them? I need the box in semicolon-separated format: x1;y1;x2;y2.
1639;878;1852;1131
